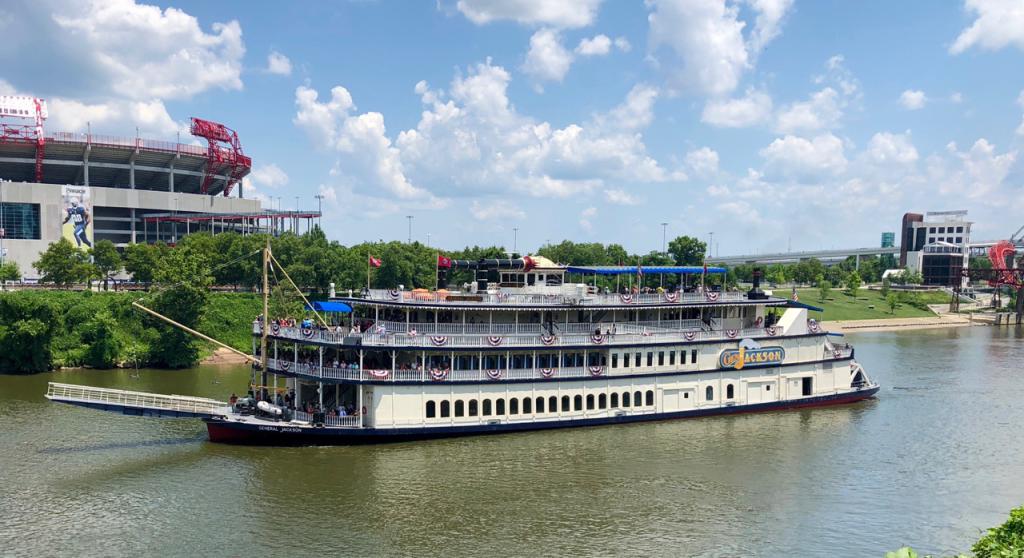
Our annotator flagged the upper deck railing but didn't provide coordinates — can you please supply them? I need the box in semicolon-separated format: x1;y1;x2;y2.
358;288;754;307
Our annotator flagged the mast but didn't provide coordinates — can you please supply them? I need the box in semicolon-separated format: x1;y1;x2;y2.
260;237;270;400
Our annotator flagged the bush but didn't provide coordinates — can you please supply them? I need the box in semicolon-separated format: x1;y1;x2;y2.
80;311;123;368
973;505;1024;557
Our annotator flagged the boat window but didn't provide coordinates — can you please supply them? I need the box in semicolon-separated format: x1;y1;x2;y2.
496;399;506;415
705;386;713;401
536;396;545;413
684;392;689;399
426;400;436;418
622;392;631;407
624;353;631;367
680;350;686;364
549;396;558;413
561;395;570;412
611;392;619;407
483;399;492;416
599;393;607;409
635;352;642;367
669;351;675;365
645;390;654;406
612;353;618;368
468;400;479;416
573;394;583;411
658;352;664;366
441;400;451;418
802;377;813;396
510;398;519;415
726;384;734;399
523;397;532;414
633;391;642;406
646;352;653;367
455;400;465;417
766;385;771;391
586;394;595;410
691;349;698;365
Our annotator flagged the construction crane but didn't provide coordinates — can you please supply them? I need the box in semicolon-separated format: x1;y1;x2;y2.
189;117;252;197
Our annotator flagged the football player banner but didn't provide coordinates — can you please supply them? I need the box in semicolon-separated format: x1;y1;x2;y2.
61;185;93;250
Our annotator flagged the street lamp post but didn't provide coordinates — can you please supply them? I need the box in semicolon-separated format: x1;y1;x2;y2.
314;194;324;229
406;215;413;244
427;232;431;247
513;227;518;255
661;222;668;256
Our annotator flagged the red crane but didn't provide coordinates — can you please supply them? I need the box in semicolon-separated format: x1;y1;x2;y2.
189;117;252;196
0;96;47;182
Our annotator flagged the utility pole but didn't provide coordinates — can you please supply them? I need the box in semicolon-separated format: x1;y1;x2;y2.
0;180;5;266
513;227;518;255
661;222;668;257
708;232;714;258
314;194;324;229
406;215;413;244
427;232;431;247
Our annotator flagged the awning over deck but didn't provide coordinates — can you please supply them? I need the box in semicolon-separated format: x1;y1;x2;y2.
306;301;353;313
566;265;727;275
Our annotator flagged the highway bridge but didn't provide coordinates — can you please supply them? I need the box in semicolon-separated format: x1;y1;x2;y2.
706;241;1000;267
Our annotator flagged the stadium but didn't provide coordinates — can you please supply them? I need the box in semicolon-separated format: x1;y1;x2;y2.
0;95;319;279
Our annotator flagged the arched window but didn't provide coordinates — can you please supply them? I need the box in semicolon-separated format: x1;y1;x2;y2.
510;398;519;415
469;399;478;416
441;400;451;418
496;399;506;415
586;394;595;410
622;392;631;407
611;392;619;407
426;400;436;418
455;400;465;417
483;399;492;416
549;396;558;413
705;386;714;401
633;391;642;407
599;393;607;409
536;396;545;413
561;395;570;412
523;397;532;414
645;390;654;406
726;384;734;399
574;394;583;411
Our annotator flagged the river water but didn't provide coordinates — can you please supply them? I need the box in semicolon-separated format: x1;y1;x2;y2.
1;325;1022;557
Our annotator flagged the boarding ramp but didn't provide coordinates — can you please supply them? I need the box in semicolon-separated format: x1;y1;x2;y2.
46;382;229;419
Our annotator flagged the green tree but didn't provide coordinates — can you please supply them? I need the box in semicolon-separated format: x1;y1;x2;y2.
972;505;1024;558
0;295;59;373
146;244;212;368
667;236;707;266
80;310;123;368
33;238;94;286
817;277;831;301
0;260;20;288
90;239;122;290
844;271;862;296
886;293;898;314
765;264;786;286
123;242;166;283
880;277;891;298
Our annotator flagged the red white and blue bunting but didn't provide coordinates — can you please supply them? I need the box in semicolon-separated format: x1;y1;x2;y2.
486;369;502;380
271;323;281;334
487;336;504;347
663;292;679;303
430;335;448;347
280;361;290;370
429;368;448;381
590;332;605;344
619;294;634;304
765;326;779;337
807;319;821;333
683;330;697;341
705;291;720;302
725;329;739;339
589;365;604;377
540;368;556;378
367;369;389;379
301;327;314;338
387;289;401;300
540;334;557;346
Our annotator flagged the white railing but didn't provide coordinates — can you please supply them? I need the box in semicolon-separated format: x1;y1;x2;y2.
364;289;747;306
366;319;706;337
46;382;227;416
291;409;360;427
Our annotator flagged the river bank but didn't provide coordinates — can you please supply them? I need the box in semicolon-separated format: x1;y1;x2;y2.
823;313;975;333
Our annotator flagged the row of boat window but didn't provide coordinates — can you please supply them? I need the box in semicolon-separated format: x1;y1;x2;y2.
425;390;656;419
611;349;699;369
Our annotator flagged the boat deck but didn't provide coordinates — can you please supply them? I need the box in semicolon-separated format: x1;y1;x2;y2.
45;382;230;419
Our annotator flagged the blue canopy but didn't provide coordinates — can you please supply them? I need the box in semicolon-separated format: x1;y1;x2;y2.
305;301;353;313
784;300;824;312
566;265;727;276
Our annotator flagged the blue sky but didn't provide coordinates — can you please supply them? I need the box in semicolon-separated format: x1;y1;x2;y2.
2;0;1023;255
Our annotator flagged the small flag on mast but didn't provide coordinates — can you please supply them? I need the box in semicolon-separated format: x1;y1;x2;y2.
368;256;382;268
437;254;452;269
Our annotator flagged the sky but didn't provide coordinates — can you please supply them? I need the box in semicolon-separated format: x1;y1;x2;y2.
1;0;1023;256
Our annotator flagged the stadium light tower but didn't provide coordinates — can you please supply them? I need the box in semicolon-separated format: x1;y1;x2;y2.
314;194;324;228
406;215;413;244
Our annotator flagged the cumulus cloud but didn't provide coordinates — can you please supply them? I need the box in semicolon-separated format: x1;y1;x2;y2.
932;138;1018;199
759;133;848;179
248;163;289;189
1017;90;1024;136
747;0;795;55
576;34;611;56
456;0;602;28
579;206;598;231
470;199;526;220
685;147;720;176
266;51;292;76
604;188;641;205
899;90;927;110
701;89;773;128
614;37;632;52
863;132;919;166
45;97;181;137
775;88;842;134
522;28;574;84
950;0;1024;54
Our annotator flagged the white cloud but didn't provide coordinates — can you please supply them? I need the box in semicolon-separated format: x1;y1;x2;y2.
266;51;292;76
522;28;574;84
52;1;244;100
294;85;355;146
576;34;611;56
1017;90;1024;136
248;163;289;189
747;0;795;55
470;199;526;220
456;0;602;28
759;133;848;178
599;84;660;131
47;97;181;137
604;188;641;205
899;90;927;110
863;132;919;166
614;37;632;52
685;147;720;176
701;89;773;128
775;88;842;134
579;206;598;231
950;92;964;104
943;138;1017;198
950;0;1024;54
317;184;338;204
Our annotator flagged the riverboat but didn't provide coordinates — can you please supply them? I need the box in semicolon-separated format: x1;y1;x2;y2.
202;254;878;445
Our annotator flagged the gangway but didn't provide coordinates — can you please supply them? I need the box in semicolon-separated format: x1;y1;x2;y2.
45;382;229;419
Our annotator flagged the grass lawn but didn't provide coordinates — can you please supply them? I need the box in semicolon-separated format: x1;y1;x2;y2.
771;288;951;322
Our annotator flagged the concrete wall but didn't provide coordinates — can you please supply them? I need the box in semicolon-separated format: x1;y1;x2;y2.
1;181;261;279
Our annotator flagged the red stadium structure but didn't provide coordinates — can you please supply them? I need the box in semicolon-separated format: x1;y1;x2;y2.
987;240;1022;288
0;96;47;182
190;117;251;197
